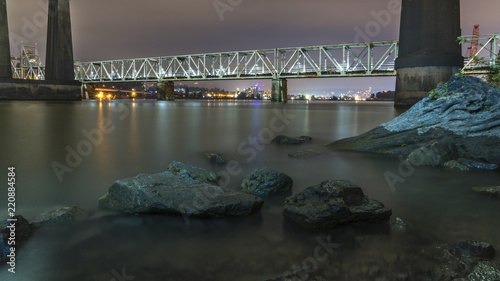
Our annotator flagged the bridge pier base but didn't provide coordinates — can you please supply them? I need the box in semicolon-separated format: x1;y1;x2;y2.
0;0;12;79
158;81;175;101
271;78;287;102
395;0;462;108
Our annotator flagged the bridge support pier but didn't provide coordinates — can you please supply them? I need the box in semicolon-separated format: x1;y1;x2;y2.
0;0;12;79
158;81;175;101
395;0;463;108
271;78;287;102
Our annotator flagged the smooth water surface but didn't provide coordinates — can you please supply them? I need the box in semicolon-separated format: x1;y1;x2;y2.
0;100;499;281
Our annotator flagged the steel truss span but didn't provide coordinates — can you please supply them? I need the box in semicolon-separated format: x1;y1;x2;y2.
11;33;500;82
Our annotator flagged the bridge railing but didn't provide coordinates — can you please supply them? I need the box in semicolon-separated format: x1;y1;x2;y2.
74;40;399;82
462;33;500;74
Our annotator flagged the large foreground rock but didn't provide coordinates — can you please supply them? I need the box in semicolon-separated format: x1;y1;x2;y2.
328;76;500;168
241;167;293;195
99;171;263;217
283;180;391;229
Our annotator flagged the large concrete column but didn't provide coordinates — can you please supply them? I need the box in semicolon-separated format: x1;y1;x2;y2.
395;0;463;108
271;78;287;102
158;81;175;101
45;0;75;82
0;0;11;79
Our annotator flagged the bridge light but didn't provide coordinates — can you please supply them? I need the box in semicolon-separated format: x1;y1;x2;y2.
132;92;137;97
97;92;104;99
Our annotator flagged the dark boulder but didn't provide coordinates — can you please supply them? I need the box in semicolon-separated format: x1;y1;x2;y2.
272;135;312;145
283;180;391;229
241;167;293;195
1;216;35;262
99;171;263;217
205;153;227;164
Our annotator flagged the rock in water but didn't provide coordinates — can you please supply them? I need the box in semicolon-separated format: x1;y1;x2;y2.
283;180;391;229
167;161;219;184
1;216;34;262
98;171;263;217
205;153;227;164
32;206;88;228
328;76;500;167
288;149;322;158
241;167;293;195
472;186;500;199
272;135;312;145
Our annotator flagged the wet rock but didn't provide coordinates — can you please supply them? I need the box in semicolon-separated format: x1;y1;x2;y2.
444;160;470;172
391;217;408;232
445;240;495;259
99;171;263;217
472;186;500;199
283;180;392;229
467;261;500;281
32;206;88;228
329;76;500;167
288;149;322;158
167;161;219;184
241;167;293;195
407;141;458;166
272;135;312;145
458;158;498;170
1;216;35;262
205;153;227;164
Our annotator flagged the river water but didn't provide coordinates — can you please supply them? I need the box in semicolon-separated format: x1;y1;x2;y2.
1;100;499;280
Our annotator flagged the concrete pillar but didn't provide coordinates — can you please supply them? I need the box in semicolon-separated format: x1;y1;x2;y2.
271;78;287;103
0;0;11;79
395;0;462;108
45;0;75;82
158;81;175;101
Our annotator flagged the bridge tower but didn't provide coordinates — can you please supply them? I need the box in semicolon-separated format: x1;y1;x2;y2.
395;0;463;108
45;0;75;82
0;0;11;79
272;78;287;102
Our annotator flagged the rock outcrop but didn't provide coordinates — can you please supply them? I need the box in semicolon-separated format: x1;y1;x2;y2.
329;76;500;169
241;167;293;195
99;171;263;217
283;180;391;229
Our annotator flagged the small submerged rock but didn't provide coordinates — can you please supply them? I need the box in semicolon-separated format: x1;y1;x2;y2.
283;180;392;229
272;135;312;145
444;160;470;172
445;240;495;259
205;153;227;164
390;217;408;232
288;149;322;158
472;186;500;199
32;206;88;228
1;216;34;262
99;171;263;217
167;161;219;184
457;158;498;170
241;167;293;195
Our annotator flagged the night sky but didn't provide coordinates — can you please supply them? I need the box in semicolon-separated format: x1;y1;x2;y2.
5;0;500;92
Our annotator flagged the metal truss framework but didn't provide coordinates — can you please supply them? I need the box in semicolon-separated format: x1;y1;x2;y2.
11;33;500;82
11;43;45;80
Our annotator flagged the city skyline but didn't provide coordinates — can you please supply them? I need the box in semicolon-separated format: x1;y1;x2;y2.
5;0;500;91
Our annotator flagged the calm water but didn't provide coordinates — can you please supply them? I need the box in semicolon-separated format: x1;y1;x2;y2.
1;100;499;280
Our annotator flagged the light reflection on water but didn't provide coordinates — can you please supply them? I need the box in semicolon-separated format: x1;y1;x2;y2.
0;100;499;280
